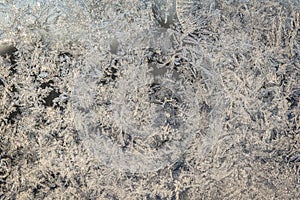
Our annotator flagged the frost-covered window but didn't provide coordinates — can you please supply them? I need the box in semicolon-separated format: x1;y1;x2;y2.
1;0;300;198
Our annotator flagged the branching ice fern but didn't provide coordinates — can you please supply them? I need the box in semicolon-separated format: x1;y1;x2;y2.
0;0;228;173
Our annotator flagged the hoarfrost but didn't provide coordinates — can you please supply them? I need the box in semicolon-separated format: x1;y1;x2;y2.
1;0;227;173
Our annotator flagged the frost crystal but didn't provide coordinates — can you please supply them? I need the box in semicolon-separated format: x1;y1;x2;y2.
71;0;221;172
0;0;226;173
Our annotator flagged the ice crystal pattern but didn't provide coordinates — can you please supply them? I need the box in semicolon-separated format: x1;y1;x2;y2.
0;0;223;173
72;48;201;172
71;0;212;173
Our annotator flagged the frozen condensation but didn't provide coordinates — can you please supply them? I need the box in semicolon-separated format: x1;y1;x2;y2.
1;0;227;173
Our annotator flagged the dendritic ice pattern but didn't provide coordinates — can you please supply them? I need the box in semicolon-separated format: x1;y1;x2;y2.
1;0;300;199
73;48;203;172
